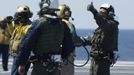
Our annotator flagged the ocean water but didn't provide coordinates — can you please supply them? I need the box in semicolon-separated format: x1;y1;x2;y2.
0;29;133;61
75;29;134;61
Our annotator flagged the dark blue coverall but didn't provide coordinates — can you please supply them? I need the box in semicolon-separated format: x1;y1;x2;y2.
16;16;75;75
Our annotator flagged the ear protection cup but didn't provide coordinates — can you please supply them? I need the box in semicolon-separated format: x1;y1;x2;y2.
64;10;72;17
108;6;115;18
108;11;115;17
58;4;72;18
28;11;33;18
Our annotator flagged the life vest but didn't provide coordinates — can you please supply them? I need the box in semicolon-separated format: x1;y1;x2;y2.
10;22;31;56
62;19;75;34
34;16;64;55
62;19;80;46
0;23;14;45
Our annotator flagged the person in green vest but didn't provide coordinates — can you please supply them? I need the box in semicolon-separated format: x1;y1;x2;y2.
10;5;33;75
87;2;119;75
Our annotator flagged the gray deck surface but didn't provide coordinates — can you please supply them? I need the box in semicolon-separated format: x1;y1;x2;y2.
0;59;134;75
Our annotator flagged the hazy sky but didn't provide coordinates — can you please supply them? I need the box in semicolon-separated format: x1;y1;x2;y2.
0;0;133;29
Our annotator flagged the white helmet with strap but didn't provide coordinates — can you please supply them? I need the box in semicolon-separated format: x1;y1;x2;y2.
100;3;115;17
100;3;111;10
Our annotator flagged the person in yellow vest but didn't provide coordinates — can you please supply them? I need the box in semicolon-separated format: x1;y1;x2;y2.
0;16;14;71
10;5;33;75
57;4;84;75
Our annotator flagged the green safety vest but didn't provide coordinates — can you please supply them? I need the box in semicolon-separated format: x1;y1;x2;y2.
35;17;64;55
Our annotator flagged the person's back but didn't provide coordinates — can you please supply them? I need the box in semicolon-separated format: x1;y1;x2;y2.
17;14;64;75
34;16;64;55
17;1;64;75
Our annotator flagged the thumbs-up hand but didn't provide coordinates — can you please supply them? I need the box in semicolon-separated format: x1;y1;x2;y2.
87;2;94;12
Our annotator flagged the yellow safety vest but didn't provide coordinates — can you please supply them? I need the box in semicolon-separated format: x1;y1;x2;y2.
0;23;14;45
10;23;31;56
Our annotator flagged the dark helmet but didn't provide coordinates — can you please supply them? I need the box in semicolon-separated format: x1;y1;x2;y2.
15;5;33;18
38;0;59;16
39;0;50;9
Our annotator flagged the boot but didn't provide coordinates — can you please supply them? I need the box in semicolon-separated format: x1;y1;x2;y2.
3;63;8;71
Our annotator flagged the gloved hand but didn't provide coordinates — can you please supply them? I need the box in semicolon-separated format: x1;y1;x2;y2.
87;2;94;12
80;36;92;46
110;51;119;66
0;16;13;24
69;51;76;57
73;36;83;47
5;16;13;23
18;65;25;75
0;16;12;29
